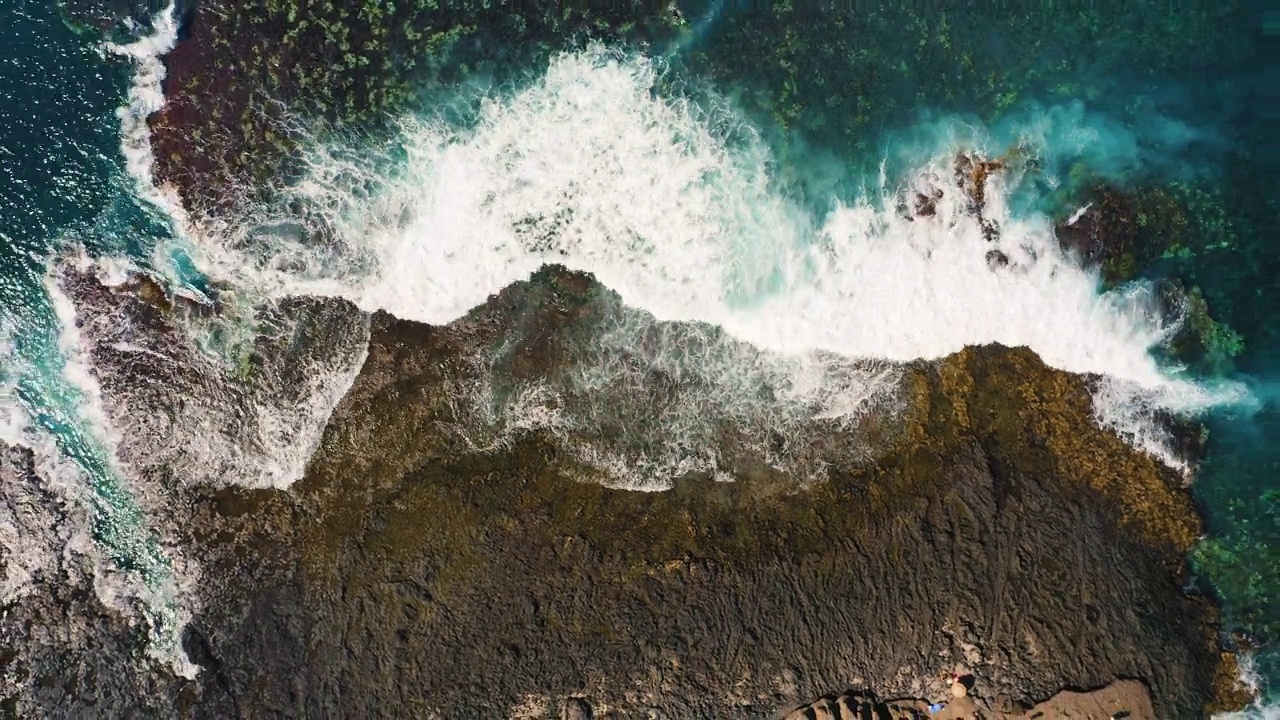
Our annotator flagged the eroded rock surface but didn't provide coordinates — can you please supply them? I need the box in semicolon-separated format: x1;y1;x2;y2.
9;265;1243;718
2;443;189;718
172;269;1227;718
784;679;1158;720
53;257;370;490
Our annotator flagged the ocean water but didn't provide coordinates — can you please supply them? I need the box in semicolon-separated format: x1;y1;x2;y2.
0;2;193;674
1;0;1275;713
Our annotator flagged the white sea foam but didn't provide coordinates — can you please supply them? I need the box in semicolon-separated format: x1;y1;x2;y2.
170;47;1250;478
0;406;199;680
1;4;198;682
1217;703;1280;720
0;325;28;446
240;322;371;489
0;395;26;446
45;264;121;456
2;427;96;606
55;251;372;493
1214;652;1279;720
44;265;198;677
105;3;186;227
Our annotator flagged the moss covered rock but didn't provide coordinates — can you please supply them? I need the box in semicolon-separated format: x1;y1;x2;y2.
41;267;1231;718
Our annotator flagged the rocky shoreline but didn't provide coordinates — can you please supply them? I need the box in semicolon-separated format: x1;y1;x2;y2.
3;263;1253;717
2;3;1261;715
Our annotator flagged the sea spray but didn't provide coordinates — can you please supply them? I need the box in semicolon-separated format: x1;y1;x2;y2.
100;0;211;295
82;0;375;493
879;101;1218;200
41;267;196;677
168;46;1249;483
17;0;1259;707
460;292;902;489
104;2;182;232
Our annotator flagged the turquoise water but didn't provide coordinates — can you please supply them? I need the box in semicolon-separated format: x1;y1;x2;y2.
0;4;179;631
1;0;1274;708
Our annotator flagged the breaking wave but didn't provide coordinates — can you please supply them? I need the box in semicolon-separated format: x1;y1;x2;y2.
167;47;1248;484
1218;654;1280;720
2;4;195;680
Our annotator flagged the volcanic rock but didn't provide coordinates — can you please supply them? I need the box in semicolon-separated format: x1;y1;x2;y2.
7;264;1246;718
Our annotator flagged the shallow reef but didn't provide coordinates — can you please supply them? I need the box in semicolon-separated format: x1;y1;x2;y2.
1053;181;1245;375
149;2;1253;217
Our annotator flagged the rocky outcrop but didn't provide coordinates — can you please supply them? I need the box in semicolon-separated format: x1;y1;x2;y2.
1;443;189;718
52;257;370;490
11;265;1244;718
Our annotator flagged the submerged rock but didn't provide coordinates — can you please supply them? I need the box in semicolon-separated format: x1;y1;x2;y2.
1054;183;1245;377
147;0;683;218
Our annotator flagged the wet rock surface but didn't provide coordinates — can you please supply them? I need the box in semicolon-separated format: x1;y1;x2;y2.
52;257;370;490
1;444;189;718
7;266;1242;718
784;679;1160;719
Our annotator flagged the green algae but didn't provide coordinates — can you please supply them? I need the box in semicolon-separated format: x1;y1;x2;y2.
675;4;1248;180
1193;528;1279;642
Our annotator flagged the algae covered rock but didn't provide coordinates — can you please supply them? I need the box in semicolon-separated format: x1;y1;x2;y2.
1055;182;1238;289
127;268;1234;718
7;263;1249;717
1055;182;1245;375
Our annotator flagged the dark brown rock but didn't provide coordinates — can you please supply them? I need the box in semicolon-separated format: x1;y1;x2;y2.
12;264;1243;719
169;269;1228;718
1;443;197;717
